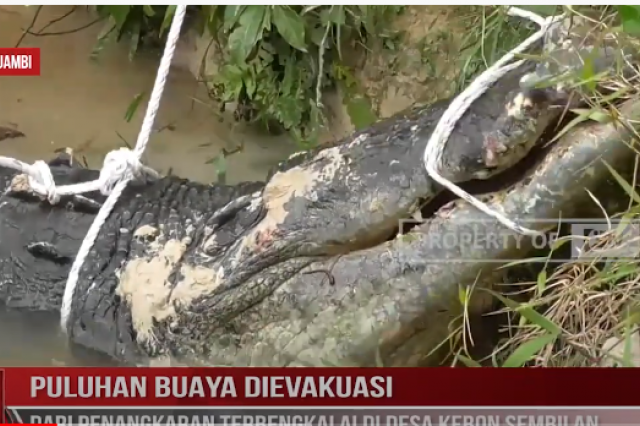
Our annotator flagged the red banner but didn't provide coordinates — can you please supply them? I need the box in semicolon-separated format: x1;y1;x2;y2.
0;367;637;407
0;48;40;76
0;369;4;423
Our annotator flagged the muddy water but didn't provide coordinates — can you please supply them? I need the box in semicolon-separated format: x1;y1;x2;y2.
0;6;297;365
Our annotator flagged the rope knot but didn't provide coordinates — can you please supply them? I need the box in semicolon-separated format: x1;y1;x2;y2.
98;148;143;195
28;160;60;204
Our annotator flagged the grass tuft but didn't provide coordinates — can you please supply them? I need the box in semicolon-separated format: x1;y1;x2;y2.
443;5;640;368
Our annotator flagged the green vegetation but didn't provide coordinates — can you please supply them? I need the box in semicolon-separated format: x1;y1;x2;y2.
92;5;599;148
94;5;403;147
455;6;540;90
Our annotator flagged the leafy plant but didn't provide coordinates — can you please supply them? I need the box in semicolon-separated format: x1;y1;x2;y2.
202;5;402;146
92;5;403;147
93;6;177;60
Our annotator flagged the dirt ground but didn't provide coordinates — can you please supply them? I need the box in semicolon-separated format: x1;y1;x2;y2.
354;6;469;118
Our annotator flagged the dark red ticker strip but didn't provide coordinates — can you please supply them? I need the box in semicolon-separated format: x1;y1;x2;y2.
4;367;640;406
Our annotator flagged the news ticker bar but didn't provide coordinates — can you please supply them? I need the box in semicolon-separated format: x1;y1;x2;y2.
4;368;640;406
3;407;638;425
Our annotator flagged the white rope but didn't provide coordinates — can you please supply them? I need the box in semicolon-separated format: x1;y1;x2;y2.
58;5;188;332
1;149;161;200
423;7;565;236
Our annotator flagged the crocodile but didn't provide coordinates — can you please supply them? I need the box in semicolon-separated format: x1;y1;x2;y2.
0;18;638;365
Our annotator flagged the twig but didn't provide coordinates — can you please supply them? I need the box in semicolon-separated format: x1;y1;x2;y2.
24;17;104;37
39;6;77;33
15;5;43;48
115;131;132;149
315;19;332;109
301;269;336;286
301;254;345;286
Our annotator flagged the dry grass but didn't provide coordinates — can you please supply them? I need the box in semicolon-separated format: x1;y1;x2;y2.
496;227;640;367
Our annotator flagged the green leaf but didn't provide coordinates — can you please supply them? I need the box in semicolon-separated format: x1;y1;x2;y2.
484;289;561;335
280;56;298;96
580;53;596;93
311;25;329;46
142;5;155;17
571;108;613;124
617;304;640;331
218;64;245;100
501;333;557;367
548;117;586;144
346;96;377;130
546;105;613;146
458;285;467;306
599;87;631;104
598;262;638;284
272;6;307;52
603;160;640;205
570;70;610;92
90;20;117;61
588;109;613;124
204;153;227;182
456;354;482;367
128;19;141;61
105;5;131;30
320;6;346;26
160;5;177;37
223;5;247;32
536;270;547;296
124;92;145;123
262;7;272;31
214;155;227;184
227;6;266;63
615;215;633;238
203;5;224;36
274;95;303;129
258;45;274;64
551;235;571;251
362;6;378;35
513;52;546;62
617;6;640;35
621;308;637;367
